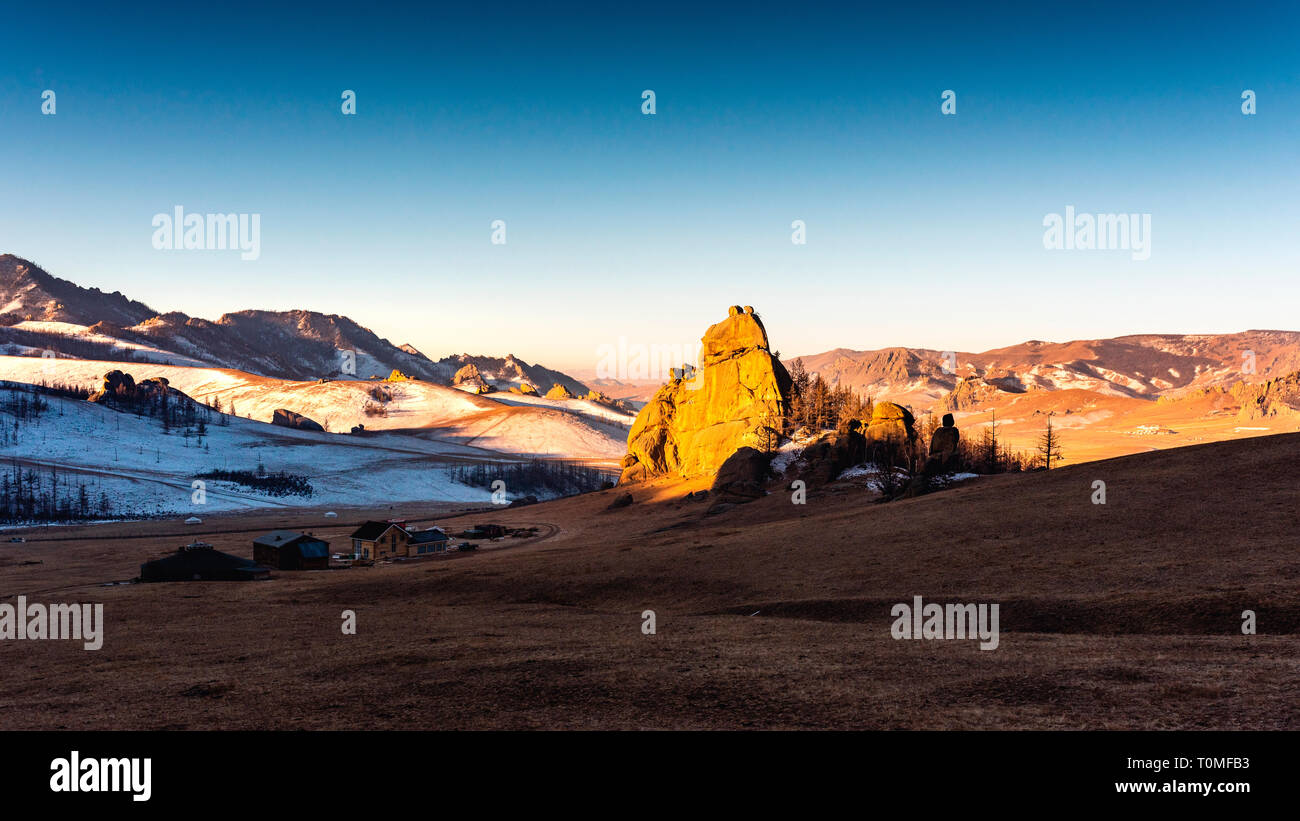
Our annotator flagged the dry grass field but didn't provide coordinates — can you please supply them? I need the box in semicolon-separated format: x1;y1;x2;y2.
1;433;1297;730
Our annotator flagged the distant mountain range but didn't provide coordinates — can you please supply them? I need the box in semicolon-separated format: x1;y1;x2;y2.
786;332;1300;410
0;254;589;394
6;253;1297;417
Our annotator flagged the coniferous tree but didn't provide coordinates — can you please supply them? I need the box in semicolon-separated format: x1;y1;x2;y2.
1037;414;1063;469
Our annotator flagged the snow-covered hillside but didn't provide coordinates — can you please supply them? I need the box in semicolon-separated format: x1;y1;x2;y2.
0;355;633;460
0;384;503;517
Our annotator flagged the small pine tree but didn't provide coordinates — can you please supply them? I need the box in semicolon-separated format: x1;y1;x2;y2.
1037;414;1063;469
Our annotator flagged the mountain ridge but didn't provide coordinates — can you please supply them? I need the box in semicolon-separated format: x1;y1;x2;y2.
786;330;1300;410
0;253;588;393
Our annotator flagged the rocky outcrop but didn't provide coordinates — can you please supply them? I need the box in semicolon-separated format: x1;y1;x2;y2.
88;370;173;409
1233;371;1300;421
272;408;325;432
385;369;414;382
788;422;867;488
619;306;792;484
925;413;960;474
508;382;539;396
935;376;1023;413
452;363;487;388
545;383;575;400
581;390;636;413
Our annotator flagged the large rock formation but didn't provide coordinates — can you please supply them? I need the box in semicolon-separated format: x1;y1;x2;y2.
545;383;575;400
619;306;792;484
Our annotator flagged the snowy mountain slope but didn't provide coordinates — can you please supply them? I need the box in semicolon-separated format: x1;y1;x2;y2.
0;320;213;367
0;384;506;517
0;355;632;460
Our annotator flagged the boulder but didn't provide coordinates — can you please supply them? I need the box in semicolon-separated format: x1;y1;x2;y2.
271;408;325;432
619;306;792;483
545;383;575;400
606;492;634;510
863;401;916;446
709;446;771;506
385;369;414;382
925;413;960;474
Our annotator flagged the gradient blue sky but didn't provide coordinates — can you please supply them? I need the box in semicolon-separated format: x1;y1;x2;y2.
1;0;1296;372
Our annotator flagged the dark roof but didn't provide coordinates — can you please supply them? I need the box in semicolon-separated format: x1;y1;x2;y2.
350;520;409;541
140;544;271;582
409;528;448;544
253;530;328;549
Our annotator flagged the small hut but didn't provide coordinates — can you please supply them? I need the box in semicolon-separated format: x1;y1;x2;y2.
253;531;330;570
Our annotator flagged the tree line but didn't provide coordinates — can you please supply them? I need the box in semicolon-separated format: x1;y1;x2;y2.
451;459;616;499
0;460;115;523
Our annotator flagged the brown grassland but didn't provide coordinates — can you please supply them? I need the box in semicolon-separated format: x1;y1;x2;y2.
1;433;1297;730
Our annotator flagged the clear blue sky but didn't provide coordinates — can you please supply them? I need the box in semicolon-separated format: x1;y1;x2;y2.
1;0;1296;372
